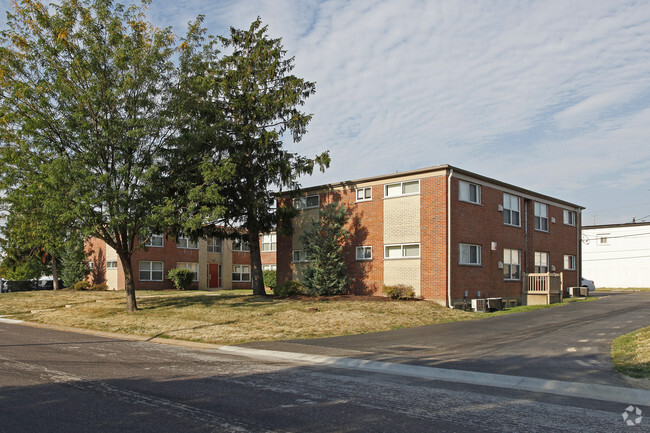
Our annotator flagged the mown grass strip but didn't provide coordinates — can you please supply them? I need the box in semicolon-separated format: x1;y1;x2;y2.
612;326;650;379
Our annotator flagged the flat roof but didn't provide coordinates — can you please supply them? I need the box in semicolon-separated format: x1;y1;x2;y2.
582;221;650;230
287;164;584;210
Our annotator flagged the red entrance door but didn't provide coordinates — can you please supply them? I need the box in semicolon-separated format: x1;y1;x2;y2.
209;264;221;288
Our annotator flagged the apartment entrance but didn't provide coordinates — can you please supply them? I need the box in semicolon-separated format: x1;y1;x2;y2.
209;264;221;288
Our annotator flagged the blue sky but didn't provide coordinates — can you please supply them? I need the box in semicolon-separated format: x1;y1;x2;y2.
3;0;650;225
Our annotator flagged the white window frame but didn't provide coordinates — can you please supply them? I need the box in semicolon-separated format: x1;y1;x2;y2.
503;193;521;227
144;234;164;247
292;250;309;263
384;180;420;198
262;264;277;271
384;243;421;259
232;265;251;282
356;246;373;261
564;254;576;271
177;262;199;281
356;187;372;202
106;261;118;270
563;210;576;226
293;195;320;210
459;180;481;204
207;237;222;253
503;249;521;280
534;203;549;232
534;252;549;273
262;233;277;252
177;236;198;249
233;239;250;252
139;261;164;282
459;243;481;265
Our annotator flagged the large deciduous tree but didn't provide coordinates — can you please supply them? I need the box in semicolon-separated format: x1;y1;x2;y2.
169;18;329;296
0;0;179;311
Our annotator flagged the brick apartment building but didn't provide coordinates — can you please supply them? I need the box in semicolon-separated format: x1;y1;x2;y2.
277;165;583;307
88;233;277;291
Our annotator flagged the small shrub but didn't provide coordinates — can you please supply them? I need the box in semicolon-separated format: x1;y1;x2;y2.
167;268;195;290
273;281;306;298
89;282;108;291
263;270;277;291
382;284;415;300
72;280;91;291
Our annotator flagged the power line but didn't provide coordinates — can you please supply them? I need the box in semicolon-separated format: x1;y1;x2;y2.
583;254;650;262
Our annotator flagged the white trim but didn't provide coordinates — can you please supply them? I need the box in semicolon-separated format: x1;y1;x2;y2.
355;186;372;202
459;243;482;265
355;246;373;261
458;180;481;205
294;195;320;210
384;180;420;198
384;243;421;259
139;261;164;281
232;264;251;282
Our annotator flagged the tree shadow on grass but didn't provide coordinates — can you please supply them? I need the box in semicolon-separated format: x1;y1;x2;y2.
137;294;277;310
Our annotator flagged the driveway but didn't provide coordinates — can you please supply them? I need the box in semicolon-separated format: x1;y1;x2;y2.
241;291;650;387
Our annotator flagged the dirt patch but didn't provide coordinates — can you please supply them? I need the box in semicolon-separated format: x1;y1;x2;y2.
282;295;421;302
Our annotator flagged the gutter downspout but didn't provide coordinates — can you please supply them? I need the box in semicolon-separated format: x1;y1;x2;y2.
447;168;453;308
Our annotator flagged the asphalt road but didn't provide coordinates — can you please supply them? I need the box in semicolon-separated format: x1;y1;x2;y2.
0;292;648;432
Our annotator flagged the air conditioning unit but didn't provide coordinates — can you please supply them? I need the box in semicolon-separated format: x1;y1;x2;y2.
471;299;487;312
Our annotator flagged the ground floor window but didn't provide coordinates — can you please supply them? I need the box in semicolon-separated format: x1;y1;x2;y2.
232;265;251;282
177;262;199;281
262;264;277;271
534;252;549;273
356;246;372;261
503;249;520;280
564;254;576;270
139;261;163;281
459;243;481;265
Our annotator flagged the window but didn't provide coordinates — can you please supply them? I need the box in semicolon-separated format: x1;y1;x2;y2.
262;264;277;271
564;255;576;271
503;249;520;280
232;265;251;282
294;195;320;210
503;193;520;226
563;210;576;226
534;203;549;232
233;239;250;252
598;234;609;245
534;252;549;273
384;180;420;198
177;236;198;249
144;234;164;247
356;246;372;261
207;238;222;253
106;261;118;269
292;250;309;262
356;187;372;202
262;233;277;252
139;261;163;281
459;180;481;204
459;244;481;265
177;262;199;281
385;243;420;259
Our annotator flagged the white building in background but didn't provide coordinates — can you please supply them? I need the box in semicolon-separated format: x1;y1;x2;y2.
582;222;650;288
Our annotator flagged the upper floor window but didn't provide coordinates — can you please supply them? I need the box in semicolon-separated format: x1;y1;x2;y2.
534;203;549;232
459;180;481;204
356;246;373;261
177;236;198;249
385;243;420;259
106;261;118;269
207;238;222;253
294;195;320;210
292;250;309;263
356;187;372;202
385;180;420;198
564;254;576;271
503;249;520;280
262;233;277;252
503;193;520;226
144;234;164;247
262;264;277;271
459;243;481;265
534;252;549;273
563;210;576;226
233;239;250;252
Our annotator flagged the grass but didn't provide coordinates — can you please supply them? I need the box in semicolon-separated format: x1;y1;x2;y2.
597;287;650;292
0;291;598;345
612;326;650;379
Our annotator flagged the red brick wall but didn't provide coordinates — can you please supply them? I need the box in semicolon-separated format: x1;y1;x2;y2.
130;236;199;290
420;175;448;302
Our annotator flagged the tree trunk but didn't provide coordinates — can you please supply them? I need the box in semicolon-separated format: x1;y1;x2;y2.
51;256;60;290
248;230;266;296
118;252;138;311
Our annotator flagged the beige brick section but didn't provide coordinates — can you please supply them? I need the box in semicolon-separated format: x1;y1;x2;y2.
384;195;420;244
384;259;421;296
292;208;319;250
106;244;118;291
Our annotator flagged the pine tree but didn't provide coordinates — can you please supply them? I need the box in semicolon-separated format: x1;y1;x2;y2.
300;203;350;296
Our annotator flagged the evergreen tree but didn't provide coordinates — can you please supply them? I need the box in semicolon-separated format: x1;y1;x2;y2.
60;236;91;288
300;203;350;296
